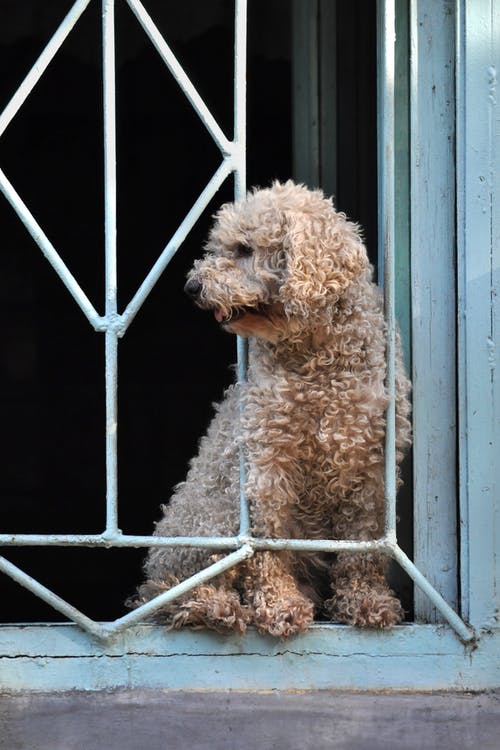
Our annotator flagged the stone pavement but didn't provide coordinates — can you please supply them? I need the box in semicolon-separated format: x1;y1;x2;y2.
1;690;499;749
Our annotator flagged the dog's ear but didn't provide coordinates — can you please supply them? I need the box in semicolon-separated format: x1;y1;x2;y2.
279;208;369;318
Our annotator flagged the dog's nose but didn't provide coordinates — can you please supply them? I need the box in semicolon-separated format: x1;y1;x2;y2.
184;278;202;299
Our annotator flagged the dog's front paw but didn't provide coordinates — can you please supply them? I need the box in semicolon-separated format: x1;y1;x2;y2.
252;591;314;637
171;585;251;635
325;586;404;628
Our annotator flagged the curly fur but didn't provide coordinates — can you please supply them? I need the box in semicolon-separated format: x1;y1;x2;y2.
129;181;412;636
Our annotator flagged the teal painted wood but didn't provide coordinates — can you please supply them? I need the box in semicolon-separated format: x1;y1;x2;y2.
319;0;337;199
291;0;337;196
395;0;411;369
456;0;500;628
292;0;320;187
410;0;458;621
0;624;497;692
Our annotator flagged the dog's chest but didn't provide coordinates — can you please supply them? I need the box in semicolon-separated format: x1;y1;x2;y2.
244;357;348;452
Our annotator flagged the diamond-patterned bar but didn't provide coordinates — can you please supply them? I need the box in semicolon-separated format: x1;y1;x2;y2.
0;166;101;328
390;544;475;643
0;554;109;640
119;158;234;334
102;544;255;637
0;0;93;138
0;546;255;641
125;0;233;156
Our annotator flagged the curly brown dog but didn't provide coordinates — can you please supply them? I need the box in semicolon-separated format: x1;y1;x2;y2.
130;181;412;636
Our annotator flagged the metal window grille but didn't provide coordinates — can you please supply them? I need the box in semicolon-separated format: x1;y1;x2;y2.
0;0;481;652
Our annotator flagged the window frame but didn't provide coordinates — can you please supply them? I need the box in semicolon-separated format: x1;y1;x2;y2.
0;0;499;692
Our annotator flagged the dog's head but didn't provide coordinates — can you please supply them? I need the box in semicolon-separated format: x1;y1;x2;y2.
185;181;370;342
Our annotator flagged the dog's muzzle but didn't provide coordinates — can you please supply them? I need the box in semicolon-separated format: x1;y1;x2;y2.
184;278;202;299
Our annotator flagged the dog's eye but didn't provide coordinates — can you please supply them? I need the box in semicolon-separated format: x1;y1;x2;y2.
235;244;253;258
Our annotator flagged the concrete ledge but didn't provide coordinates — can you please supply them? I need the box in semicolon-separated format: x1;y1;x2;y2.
1;690;500;750
2;624;499;692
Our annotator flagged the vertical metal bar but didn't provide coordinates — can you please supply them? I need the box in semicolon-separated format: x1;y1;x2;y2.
455;0;469;624
234;0;247;197
234;0;249;537
377;0;397;538
103;0;120;535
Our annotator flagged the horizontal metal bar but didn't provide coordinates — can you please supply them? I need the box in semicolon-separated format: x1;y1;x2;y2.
119;158;233;333
253;538;391;553
390;544;475;643
0;555;108;640
0;532;391;554
125;0;232;154
0;167;101;328
0;534;241;549
100;544;255;638
0;0;93;138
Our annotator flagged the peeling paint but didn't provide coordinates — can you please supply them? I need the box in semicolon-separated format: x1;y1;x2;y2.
488;65;497;104
487;336;496;369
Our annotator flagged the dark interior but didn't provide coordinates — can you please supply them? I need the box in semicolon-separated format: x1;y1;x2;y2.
0;0;406;623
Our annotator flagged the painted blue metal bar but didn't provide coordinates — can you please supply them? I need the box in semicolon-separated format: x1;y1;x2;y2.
125;0;232;155
120;158;233;334
390;544;475;643
0;0;93;138
103;0;120;536
0;556;108;640
234;0;250;538
0;533;392;553
377;0;398;540
102;545;255;637
0;547;254;642
455;0;469;623
233;0;247;196
0;167;101;327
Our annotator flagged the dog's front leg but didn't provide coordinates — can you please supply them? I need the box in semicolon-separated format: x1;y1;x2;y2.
324;487;404;628
324;550;404;628
242;551;314;637
242;448;314;637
